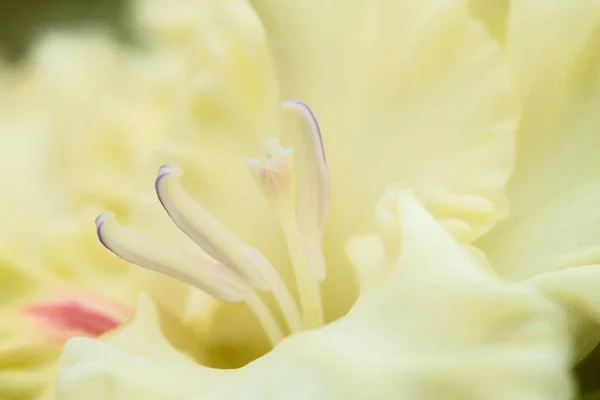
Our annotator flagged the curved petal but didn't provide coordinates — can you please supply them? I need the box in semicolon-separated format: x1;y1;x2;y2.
473;2;600;335
468;0;509;44
57;295;240;400
476;1;600;280
251;0;518;241
56;194;571;400
527;265;600;361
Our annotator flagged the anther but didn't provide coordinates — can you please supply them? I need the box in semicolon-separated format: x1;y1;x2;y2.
95;212;285;344
96;212;246;302
156;164;270;290
282;100;329;282
154;165;301;333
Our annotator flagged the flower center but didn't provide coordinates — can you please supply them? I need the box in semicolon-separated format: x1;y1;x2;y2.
95;100;329;346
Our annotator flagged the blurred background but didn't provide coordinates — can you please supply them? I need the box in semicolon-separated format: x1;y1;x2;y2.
0;0;129;60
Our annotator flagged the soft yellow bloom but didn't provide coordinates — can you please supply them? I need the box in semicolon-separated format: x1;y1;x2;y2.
49;0;587;398
130;0;518;368
4;0;600;398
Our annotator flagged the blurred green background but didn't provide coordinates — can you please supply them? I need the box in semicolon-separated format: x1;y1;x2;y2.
0;0;129;60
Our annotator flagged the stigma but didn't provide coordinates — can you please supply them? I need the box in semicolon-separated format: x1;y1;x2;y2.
96;101;329;346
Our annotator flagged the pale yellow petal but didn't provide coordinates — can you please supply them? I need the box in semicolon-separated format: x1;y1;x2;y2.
468;0;509;43
58;339;202;400
105;294;203;364
0;316;60;400
526;265;600;361
56;194;572;400
344;234;385;296
476;2;600;280
257;193;571;399
470;2;600;362
252;0;517;242
57;295;229;400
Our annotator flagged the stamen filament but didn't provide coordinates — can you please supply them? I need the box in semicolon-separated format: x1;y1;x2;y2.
155;165;302;333
248;139;325;329
243;290;285;346
245;248;302;333
278;210;324;329
95;212;245;302
282;100;329;282
96;212;285;346
155;165;269;290
94;99;331;346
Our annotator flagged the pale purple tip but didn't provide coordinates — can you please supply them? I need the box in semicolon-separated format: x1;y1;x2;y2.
283;100;326;164
95;213;110;250
94;213;106;228
158;164;179;175
155;164;183;221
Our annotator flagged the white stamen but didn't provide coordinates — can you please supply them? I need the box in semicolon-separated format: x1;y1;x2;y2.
96;100;330;345
155;165;301;333
248;138;324;329
95;212;245;302
95;212;285;345
156;164;268;290
247;143;295;206
282;100;329;282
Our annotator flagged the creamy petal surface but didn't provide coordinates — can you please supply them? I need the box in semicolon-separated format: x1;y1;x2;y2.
472;2;600;354
251;0;517;239
56;193;572;400
152;0;521;348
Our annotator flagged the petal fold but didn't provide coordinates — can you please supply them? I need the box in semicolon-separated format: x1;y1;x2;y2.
476;1;600;280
